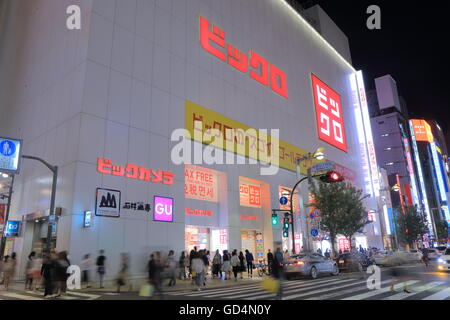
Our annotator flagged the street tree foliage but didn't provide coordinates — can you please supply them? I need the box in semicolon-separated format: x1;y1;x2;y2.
394;205;429;248
307;181;369;257
435;219;448;241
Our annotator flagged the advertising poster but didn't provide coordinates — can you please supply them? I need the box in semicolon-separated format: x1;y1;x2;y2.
185;165;218;202
95;188;121;217
0;204;5;225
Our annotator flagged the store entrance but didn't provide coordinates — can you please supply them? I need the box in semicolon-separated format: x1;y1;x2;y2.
241;230;264;262
185;226;210;252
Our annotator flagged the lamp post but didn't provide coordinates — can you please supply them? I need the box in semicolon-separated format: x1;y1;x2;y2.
290;147;325;253
21;155;58;253
0;174;14;259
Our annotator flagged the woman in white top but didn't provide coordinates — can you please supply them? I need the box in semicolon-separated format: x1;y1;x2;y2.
230;250;240;281
80;254;92;288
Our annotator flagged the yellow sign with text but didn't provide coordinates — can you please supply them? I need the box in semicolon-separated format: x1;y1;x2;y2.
185;100;321;174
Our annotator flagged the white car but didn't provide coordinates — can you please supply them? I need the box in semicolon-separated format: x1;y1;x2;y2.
435;246;447;256
436;248;450;272
373;250;393;266
426;248;440;260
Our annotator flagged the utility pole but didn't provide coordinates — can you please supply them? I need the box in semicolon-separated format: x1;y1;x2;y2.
21;155;58;253
0;174;15;259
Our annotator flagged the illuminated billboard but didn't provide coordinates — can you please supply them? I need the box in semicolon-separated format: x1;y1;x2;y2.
411;119;434;143
239;178;262;208
311;74;347;152
185;165;218;202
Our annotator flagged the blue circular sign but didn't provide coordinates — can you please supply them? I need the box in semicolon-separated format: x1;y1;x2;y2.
311;229;318;237
0;140;16;157
279;196;288;205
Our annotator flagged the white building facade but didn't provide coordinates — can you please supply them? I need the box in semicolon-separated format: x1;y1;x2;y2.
0;0;382;279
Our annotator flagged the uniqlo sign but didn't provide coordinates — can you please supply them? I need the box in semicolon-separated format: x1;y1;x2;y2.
311;74;347;152
239;182;261;208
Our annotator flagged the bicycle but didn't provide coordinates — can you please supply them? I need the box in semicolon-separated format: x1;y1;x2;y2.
256;261;270;277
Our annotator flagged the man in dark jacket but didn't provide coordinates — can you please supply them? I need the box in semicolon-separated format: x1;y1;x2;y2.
148;252;163;299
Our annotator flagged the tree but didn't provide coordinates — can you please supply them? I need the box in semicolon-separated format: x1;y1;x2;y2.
394;205;428;249
435;219;449;242
307;181;368;257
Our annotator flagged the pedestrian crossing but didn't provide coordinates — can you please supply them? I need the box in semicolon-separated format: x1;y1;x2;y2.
0;289;102;300
166;276;450;300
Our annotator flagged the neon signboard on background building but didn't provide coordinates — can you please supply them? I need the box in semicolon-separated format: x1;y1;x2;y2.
356;71;380;197
411;119;434;143
338;238;350;252
185;208;213;217
240;215;258;221
402;137;420;207
239;181;262;208
311;74;347;152
184;165;218;202
200;16;288;98
97;158;174;185
430;142;448;203
153;196;173;222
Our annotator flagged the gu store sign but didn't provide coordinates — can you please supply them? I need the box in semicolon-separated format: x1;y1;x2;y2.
199;16;288;98
153;196;173;222
311;74;347;152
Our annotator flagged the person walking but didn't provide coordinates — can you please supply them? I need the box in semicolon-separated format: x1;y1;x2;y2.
267;249;274;275
25;252;36;291
116;253;131;293
41;253;54;298
148;252;164;299
245;249;254;278
272;247;285;300
166;250;177;287
30;253;42;292
422;247;430;267
201;250;210;285
191;251;205;291
178;251;187;280
2;253;17;291
238;251;246;279
231;250;240;281
189;249;196;282
80;254;92;288
96;250;106;288
53;251;70;297
222;250;231;280
212;250;222;279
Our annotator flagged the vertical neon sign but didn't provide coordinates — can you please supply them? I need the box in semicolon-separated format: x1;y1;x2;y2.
430;142;448;203
403;138;420;207
409;120;434;237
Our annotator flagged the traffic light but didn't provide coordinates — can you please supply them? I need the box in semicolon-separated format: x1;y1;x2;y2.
282;216;290;238
271;213;278;225
320;170;344;183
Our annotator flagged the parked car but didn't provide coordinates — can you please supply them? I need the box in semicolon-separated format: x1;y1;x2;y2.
435;246;448;256
283;253;339;279
334;252;373;271
436;248;450;272
424;248;440;260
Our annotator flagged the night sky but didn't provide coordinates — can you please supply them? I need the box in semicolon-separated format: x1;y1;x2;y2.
295;0;450;146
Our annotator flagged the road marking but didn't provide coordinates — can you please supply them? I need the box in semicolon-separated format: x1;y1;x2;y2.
423;287;450;300
66;291;101;299
245;278;356;300
178;284;264;296
282;279;367;300
306;280;391;300
383;282;444;300
196;277;344;298
342;280;420;300
0;292;43;300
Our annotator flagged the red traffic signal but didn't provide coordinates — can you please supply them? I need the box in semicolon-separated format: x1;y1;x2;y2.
320;171;344;183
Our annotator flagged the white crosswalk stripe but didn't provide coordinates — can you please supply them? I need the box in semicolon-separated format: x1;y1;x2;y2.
383;282;444;300
422;287;450;300
282;279;368;300
0;292;43;300
65;291;101;299
306;280;392;300
342;280;420;300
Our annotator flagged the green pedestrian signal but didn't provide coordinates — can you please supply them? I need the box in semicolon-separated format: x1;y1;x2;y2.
283;230;289;238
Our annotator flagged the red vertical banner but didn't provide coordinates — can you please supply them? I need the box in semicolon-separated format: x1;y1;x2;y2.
396;174;405;214
404;184;413;207
0;204;5;225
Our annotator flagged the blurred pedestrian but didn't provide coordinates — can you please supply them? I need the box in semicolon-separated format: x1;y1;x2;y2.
283;250;289;260
116;253;130;293
166;250;177;287
148;252;164;299
191;251;205;291
3;253;17;291
212;250;222;279
324;249;331;259
201;250;209;285
96;250;106;288
80;254;92;288
41;253;54;298
422;247;430;267
388;252;411;293
189;249;196;281
245;249;254;278
238;251;246;279
178;251;187;280
25;251;36;291
222;250;231;280
267;249;274;274
231;250;240;281
272;247;285;300
30;253;42;292
317;248;322;255
54;251;70;297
